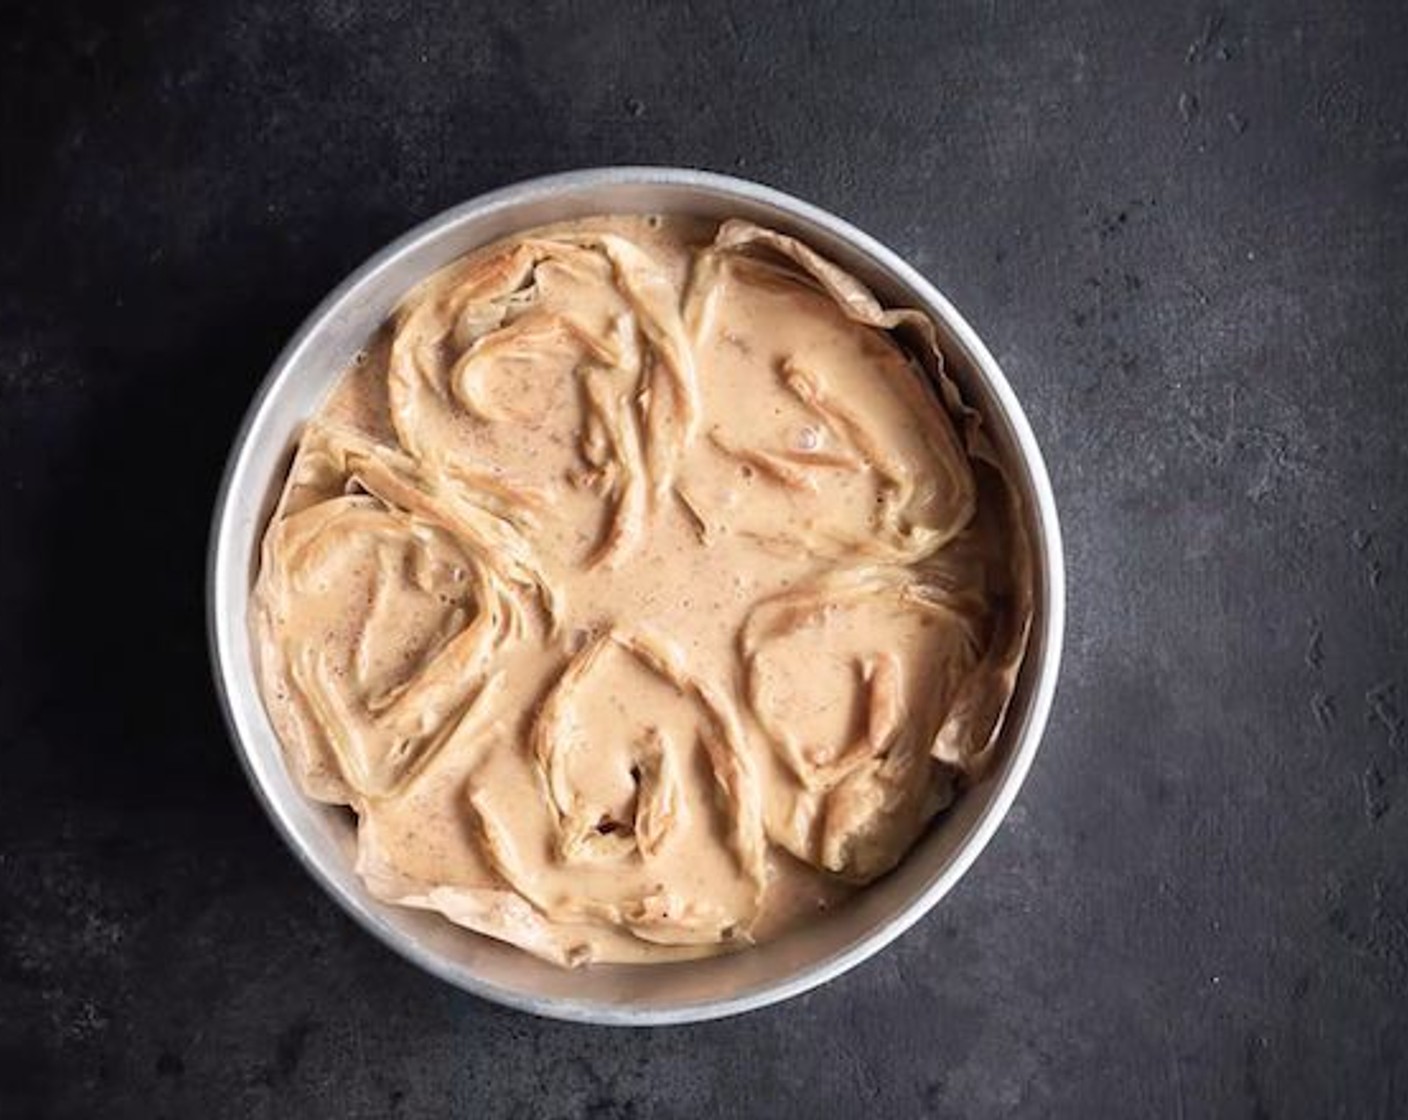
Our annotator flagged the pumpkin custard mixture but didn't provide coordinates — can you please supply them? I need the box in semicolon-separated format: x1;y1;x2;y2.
252;216;1031;966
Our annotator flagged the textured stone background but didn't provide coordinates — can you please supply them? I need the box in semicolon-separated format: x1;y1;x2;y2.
2;1;1406;1116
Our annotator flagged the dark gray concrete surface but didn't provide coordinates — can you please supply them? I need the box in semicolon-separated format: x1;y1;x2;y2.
2;1;1406;1116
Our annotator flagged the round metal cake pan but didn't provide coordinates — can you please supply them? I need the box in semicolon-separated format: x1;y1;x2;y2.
207;167;1065;1025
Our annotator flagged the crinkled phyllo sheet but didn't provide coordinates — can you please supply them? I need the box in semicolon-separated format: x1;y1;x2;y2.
252;215;1031;965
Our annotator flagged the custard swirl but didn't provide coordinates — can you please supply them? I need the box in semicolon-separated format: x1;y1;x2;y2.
253;215;1030;965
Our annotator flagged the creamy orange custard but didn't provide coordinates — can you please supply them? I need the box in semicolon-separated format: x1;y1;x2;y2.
252;216;1030;965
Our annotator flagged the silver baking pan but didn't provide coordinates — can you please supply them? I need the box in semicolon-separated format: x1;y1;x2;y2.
207;167;1065;1025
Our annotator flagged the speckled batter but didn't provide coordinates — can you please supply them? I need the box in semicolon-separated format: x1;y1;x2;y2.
252;216;1031;965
